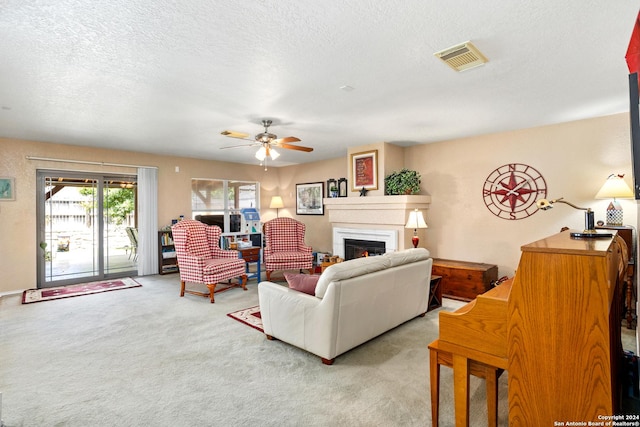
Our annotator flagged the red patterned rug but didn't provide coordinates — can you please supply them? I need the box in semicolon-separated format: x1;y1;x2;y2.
22;278;142;304
227;305;263;333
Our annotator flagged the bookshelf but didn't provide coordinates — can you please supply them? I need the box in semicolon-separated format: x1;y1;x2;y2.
220;232;262;250
158;230;178;274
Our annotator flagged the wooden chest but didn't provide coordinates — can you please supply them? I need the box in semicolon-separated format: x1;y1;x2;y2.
432;258;498;301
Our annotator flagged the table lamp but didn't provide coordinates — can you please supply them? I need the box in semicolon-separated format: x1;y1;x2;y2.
536;198;612;238
405;209;428;248
594;174;634;226
269;196;284;217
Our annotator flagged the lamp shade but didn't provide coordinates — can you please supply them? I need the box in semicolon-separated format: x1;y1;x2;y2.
595;174;634;199
404;209;428;229
269;196;284;209
255;146;267;161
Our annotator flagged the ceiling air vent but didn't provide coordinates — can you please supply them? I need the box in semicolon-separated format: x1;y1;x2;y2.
434;41;488;72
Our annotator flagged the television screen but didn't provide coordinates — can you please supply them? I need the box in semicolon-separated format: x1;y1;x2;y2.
195;214;241;232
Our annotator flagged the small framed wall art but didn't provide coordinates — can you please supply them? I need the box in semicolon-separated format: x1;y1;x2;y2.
296;182;324;215
351;150;378;191
0;177;15;201
326;178;338;198
338;178;348;197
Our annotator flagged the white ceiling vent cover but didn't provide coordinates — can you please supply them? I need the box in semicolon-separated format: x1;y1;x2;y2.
434;41;488;72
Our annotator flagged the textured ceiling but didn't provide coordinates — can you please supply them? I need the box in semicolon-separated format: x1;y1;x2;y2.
1;1;638;167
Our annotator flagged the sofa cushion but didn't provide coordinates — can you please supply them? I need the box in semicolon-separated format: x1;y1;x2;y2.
285;273;321;295
203;258;246;274
383;248;430;267
265;252;313;263
314;255;391;298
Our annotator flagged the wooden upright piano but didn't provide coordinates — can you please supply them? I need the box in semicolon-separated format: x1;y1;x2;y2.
431;230;625;426
507;230;624;424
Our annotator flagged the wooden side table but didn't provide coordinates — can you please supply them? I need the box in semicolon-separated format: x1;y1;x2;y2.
237;246;261;282
321;257;343;272
428;275;442;311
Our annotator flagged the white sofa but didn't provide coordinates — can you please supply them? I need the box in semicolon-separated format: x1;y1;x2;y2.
258;248;433;364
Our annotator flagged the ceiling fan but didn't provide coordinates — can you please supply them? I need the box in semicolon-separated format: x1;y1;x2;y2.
220;119;313;167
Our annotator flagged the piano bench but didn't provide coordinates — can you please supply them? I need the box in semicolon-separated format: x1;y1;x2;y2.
428;339;504;427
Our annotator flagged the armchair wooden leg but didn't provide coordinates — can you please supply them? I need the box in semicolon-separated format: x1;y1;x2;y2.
180;281;186;297
266;270;272;281
206;283;217;303
240;275;247;290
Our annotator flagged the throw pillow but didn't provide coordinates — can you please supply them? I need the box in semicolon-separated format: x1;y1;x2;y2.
284;273;320;296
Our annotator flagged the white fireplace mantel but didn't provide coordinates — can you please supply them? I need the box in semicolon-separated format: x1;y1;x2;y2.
324;195;431;226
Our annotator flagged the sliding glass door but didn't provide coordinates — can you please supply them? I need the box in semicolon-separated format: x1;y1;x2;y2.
37;171;138;288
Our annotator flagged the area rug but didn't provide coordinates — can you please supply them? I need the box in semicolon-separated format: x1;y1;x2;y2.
227;305;263;333
22;277;142;304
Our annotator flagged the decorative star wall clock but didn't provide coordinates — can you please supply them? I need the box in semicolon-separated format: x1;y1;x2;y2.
482;163;547;220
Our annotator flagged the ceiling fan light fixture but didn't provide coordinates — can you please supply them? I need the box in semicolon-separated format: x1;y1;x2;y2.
220;118;312;160
256;132;276;143
255;146;267;161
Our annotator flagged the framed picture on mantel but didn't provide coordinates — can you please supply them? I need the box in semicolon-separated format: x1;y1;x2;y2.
351;150;378;191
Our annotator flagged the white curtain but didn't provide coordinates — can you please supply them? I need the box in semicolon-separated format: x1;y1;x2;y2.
137;167;159;275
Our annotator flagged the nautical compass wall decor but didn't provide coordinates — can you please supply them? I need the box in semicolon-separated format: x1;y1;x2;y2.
482;163;547;220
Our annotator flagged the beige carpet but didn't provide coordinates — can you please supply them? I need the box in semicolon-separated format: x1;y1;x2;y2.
0;274;506;426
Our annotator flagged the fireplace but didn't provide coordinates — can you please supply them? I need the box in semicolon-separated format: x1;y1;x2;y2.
344;238;386;260
332;227;397;259
324;195;430;253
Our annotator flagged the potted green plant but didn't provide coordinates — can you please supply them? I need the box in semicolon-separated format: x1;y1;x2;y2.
384;168;421;195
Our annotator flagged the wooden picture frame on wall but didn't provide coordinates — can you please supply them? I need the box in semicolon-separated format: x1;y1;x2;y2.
0;177;15;201
351;150;378;191
296;182;324;215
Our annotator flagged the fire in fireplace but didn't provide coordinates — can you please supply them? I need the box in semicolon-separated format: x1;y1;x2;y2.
344;238;386;260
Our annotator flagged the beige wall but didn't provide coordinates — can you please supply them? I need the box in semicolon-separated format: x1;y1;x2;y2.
404;112;636;275
0;112;635;293
277;157;346;253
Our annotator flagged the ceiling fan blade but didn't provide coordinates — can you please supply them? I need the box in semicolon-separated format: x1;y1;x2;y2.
221;130;250;139
274;136;301;144
279;143;313;152
219;143;257;150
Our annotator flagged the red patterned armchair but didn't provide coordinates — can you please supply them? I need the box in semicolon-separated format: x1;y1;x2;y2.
171;219;247;303
263;217;313;280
